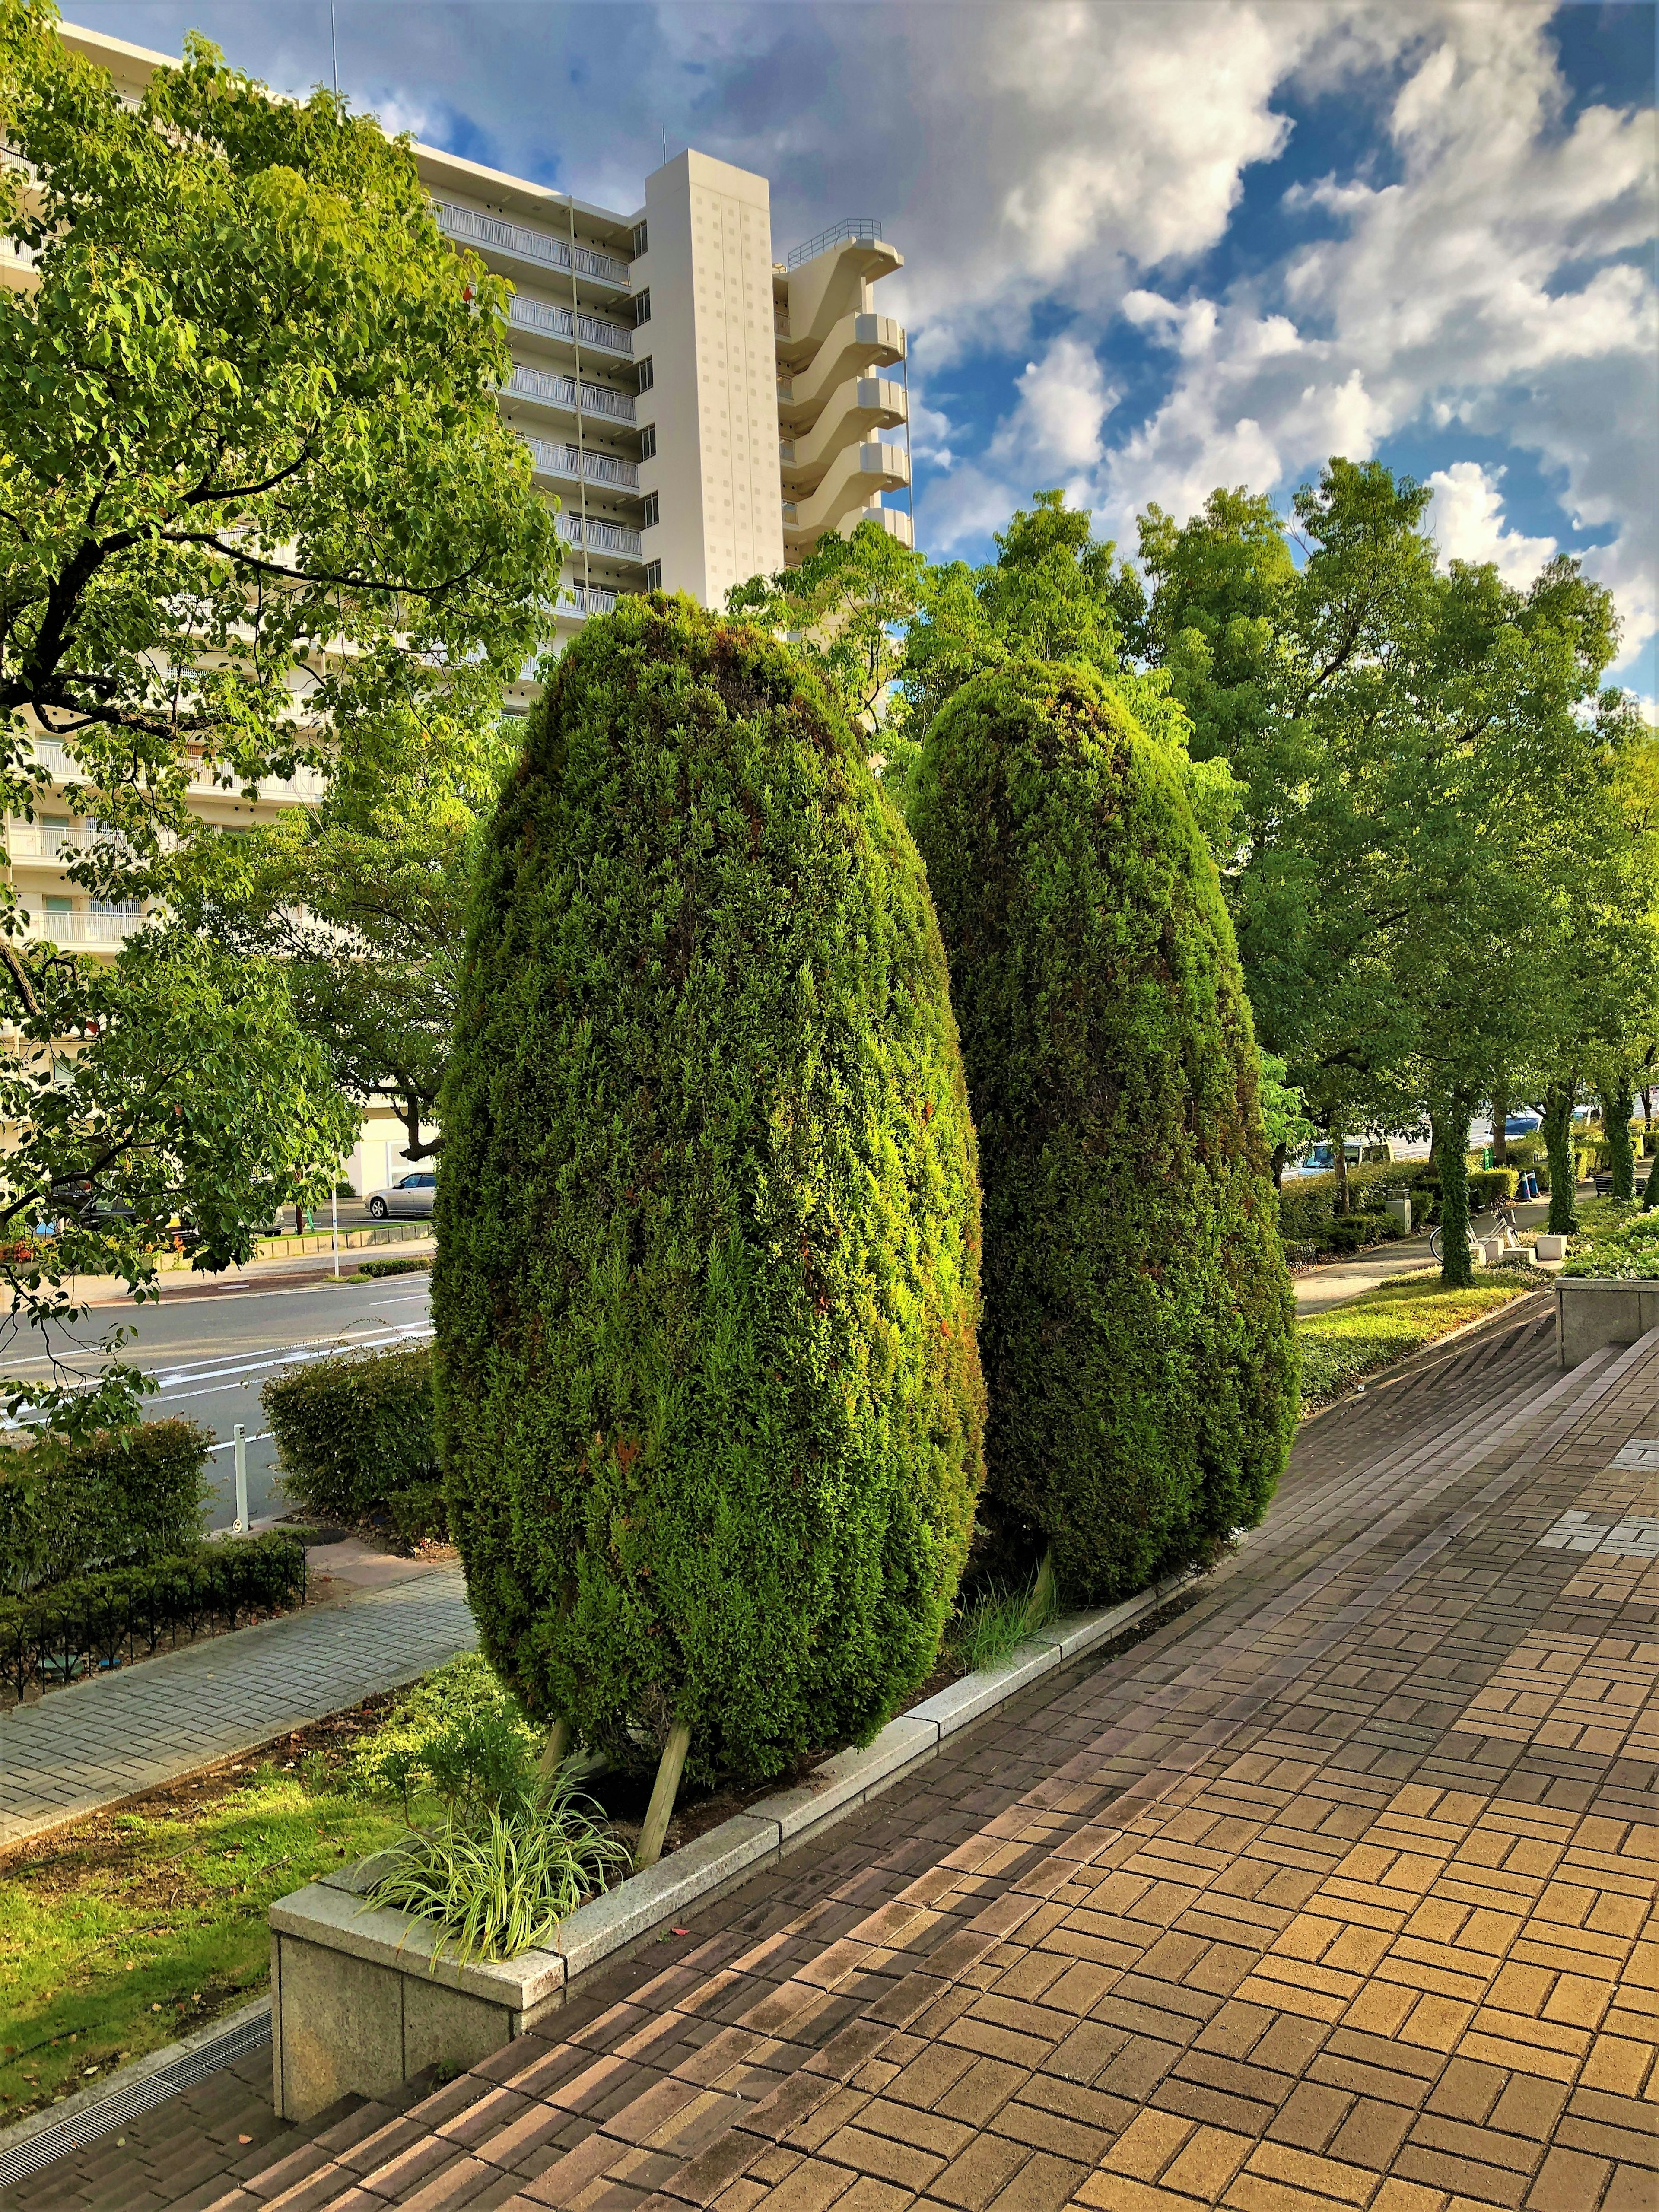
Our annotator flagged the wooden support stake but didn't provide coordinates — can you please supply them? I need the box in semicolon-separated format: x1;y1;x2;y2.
1030;1546;1056;1628
634;1715;691;1870
536;1716;572;1802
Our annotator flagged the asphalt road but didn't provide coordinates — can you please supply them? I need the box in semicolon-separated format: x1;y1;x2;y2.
3;1274;433;1531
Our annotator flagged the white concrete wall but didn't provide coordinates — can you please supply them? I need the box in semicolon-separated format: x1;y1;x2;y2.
639;152;784;607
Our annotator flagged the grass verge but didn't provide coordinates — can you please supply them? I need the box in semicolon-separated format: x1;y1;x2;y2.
1297;1269;1539;1411
0;1700;412;2128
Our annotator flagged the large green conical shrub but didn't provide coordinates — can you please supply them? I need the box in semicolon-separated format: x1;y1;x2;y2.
433;595;985;1788
908;659;1296;1606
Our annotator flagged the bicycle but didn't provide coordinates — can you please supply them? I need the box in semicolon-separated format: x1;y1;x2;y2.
1429;1195;1519;1264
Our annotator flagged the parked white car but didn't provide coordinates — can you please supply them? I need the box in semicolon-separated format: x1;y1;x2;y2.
366;1171;436;1219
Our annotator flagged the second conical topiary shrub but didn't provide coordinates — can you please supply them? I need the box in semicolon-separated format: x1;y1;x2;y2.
433;596;985;1822
908;659;1297;1607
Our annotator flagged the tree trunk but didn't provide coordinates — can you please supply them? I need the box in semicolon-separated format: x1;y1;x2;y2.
1603;1088;1637;1202
1490;1078;1507;1165
635;1713;692;1871
1437;1097;1475;1289
1332;1121;1349;1217
1541;1084;1577;1236
1271;1140;1287;1192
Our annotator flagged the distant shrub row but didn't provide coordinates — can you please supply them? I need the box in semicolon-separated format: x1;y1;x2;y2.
0;1532;306;1700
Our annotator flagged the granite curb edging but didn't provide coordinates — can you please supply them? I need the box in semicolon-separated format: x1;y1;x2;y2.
267;1564;1194;2117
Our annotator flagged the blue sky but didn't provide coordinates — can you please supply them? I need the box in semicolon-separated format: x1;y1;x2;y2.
75;0;1659;697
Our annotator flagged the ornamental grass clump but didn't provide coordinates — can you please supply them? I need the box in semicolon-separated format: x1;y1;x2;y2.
908;659;1298;1607
433;594;985;1852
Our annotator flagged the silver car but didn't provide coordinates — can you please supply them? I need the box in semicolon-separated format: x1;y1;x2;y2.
366;1171;436;1220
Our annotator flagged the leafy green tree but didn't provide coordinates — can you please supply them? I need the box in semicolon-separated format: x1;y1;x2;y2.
0;2;557;1425
0;934;356;1431
433;598;985;1845
908;658;1296;1607
192;703;512;1163
725;517;924;731
1136;461;1646;1280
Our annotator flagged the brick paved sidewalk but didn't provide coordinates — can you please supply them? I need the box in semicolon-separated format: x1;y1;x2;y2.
0;1567;477;1850
13;1299;1657;2212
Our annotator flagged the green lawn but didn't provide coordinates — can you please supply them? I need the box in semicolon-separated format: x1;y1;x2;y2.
1297;1268;1538;1411
0;1722;411;2126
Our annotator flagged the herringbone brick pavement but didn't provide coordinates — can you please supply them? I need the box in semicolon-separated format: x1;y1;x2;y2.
12;1298;1656;2212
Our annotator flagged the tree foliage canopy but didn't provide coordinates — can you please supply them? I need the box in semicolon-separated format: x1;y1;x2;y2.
908;659;1297;1605
433;597;985;1782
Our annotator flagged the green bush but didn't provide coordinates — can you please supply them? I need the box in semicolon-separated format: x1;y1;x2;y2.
0;1421;210;1595
1321;1213;1400;1254
262;1345;444;1541
353;1255;432;1280
433;595;986;1783
907;659;1297;1608
0;1533;306;1698
1562;1208;1659;1279
1276;1162;1431;1244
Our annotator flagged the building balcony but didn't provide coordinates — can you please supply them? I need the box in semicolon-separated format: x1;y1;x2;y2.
509;295;634;360
557;513;644;562
16;742;327;805
783;443;909;547
564;583;623;618
517;433;641;492
780;377;906;489
504;364;636;424
434;200;631;292
17;905;146;950
778;314;905;426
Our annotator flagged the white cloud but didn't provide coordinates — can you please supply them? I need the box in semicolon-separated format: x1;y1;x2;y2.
1426;463;1557;584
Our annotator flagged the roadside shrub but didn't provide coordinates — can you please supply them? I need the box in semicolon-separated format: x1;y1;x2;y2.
352;1652;540;1814
0;1532;306;1699
907;659;1297;1608
1276;1162;1431;1244
0;1420;210;1595
1321;1213;1400;1254
434;595;986;1783
353;1255;432;1280
262;1344;444;1541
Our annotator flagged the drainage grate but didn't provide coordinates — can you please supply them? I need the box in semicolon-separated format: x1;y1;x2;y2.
0;2009;270;2193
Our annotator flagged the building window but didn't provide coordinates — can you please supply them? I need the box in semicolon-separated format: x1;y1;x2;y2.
642;492;660;529
636;356;654;393
644;561;663;591
632;221;648;257
639;422;656;461
634;287;651;327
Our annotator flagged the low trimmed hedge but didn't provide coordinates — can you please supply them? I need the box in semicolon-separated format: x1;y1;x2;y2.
352;1256;432;1280
0;1533;307;1700
1320;1212;1402;1254
0;1421;211;1595
262;1345;444;1543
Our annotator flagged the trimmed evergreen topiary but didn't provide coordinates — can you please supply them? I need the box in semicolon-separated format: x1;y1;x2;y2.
433;594;985;1788
908;659;1297;1606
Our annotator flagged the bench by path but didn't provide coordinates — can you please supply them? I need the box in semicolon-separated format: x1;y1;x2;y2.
0;1566;477;1853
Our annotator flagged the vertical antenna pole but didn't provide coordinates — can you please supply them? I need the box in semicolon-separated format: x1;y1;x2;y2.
330;0;339;96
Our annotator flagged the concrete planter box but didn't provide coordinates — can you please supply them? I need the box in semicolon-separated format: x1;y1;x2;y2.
1554;1274;1659;1369
1535;1234;1568;1262
269;1567;1191;2119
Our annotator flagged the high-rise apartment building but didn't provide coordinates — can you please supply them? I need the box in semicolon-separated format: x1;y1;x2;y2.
418;140;910;708
6;22;909;1184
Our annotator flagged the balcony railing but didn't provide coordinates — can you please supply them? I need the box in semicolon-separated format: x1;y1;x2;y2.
19;906;146;948
787;218;882;270
567;585;620;616
505;365;636;421
434;201;631;286
509;296;633;357
18;741;326;804
517;434;640;490
558;513;643;558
